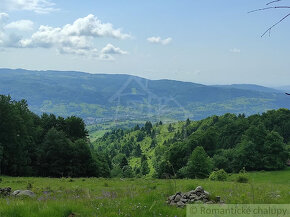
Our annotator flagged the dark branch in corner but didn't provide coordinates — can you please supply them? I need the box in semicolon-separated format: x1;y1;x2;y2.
266;0;283;6
248;6;290;14
261;13;290;37
249;0;290;37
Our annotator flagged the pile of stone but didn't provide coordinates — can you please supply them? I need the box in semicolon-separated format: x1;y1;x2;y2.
0;187;35;198
167;186;222;208
0;187;11;197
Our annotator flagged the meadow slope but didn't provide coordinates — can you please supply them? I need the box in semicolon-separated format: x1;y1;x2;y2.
0;169;289;217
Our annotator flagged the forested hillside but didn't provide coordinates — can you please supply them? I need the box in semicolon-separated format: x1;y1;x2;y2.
95;109;290;178
0;95;109;177
1;94;289;179
1;68;289;124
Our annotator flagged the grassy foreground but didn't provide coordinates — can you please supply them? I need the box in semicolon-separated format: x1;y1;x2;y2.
0;169;289;217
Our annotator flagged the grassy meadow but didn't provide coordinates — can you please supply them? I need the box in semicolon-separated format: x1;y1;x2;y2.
0;169;289;217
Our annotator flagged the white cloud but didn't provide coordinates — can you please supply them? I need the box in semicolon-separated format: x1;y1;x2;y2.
2;0;57;14
147;36;172;45
19;14;131;51
62;14;131;39
0;14;34;47
5;20;34;31
2;14;131;59
101;43;127;55
229;48;241;53
99;43;128;61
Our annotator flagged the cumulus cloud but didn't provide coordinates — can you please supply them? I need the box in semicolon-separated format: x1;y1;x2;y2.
5;20;34;31
147;36;172;45
0;13;34;47
19;14;131;50
1;0;57;14
0;14;130;60
99;43;128;60
61;14;131;39
1;14;130;59
101;43;127;55
229;48;241;53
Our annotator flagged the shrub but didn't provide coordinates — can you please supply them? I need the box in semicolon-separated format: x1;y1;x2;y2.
236;174;249;183
26;182;33;190
209;169;228;181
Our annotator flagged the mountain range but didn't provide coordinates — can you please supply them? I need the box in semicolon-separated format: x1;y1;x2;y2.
0;68;289;124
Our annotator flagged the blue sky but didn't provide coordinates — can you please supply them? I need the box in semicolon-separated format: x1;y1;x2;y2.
0;0;289;86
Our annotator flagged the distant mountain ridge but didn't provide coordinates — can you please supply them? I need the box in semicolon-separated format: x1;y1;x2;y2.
212;84;282;93
0;68;289;124
276;85;290;93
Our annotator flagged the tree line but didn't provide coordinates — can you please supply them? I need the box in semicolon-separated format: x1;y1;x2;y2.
0;95;110;177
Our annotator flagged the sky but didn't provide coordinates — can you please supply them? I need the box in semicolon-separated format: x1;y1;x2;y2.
0;0;290;86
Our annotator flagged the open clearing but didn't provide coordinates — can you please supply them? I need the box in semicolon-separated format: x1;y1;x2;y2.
0;169;289;217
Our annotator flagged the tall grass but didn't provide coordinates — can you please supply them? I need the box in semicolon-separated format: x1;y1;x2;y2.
0;169;289;217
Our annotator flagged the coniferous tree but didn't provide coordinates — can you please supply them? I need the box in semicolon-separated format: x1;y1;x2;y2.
140;155;150;175
186;146;213;178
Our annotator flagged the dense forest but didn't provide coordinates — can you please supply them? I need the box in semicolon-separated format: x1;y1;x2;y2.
0;95;110;177
95;109;290;179
1;95;289;179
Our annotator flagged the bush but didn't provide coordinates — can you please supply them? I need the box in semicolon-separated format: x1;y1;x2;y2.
26;182;33;190
236;174;249;183
209;169;228;181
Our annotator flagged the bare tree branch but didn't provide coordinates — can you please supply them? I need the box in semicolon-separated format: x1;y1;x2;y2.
248;6;290;14
266;0;283;6
249;0;290;37
261;13;290;37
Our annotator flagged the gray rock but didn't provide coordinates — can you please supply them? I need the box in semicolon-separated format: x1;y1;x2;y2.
174;194;181;202
12;190;35;198
177;201;185;208
181;198;188;203
196;191;202;196
196;195;203;201
0;187;11;197
206;201;214;204
203;191;210;199
170;200;177;206
189;195;196;200
195;186;204;193
189;190;195;195
215;196;221;202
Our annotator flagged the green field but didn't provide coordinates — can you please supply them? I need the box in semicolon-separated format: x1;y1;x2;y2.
0;169;289;217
